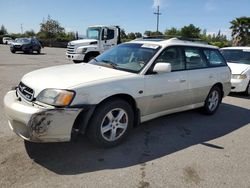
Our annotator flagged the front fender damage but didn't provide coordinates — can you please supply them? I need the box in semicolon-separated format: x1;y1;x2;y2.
27;108;81;142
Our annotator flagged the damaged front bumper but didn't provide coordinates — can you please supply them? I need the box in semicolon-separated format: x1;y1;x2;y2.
4;90;81;142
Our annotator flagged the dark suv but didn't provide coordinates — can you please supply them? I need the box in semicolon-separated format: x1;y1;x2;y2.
10;38;42;54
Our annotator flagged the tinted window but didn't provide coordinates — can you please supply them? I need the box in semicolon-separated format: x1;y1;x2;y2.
204;49;226;66
155;47;185;71
107;29;115;40
221;49;250;65
184;48;208;69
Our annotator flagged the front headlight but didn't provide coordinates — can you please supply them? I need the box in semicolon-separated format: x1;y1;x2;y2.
76;48;87;54
231;74;247;79
36;89;75;107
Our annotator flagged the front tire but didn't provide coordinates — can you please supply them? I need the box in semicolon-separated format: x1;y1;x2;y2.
203;86;222;115
87;99;134;147
11;49;16;53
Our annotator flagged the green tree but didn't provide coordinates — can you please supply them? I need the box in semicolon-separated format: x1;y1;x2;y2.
120;28;127;39
180;24;201;38
230;17;250;46
0;24;8;35
39;16;65;44
135;32;142;38
127;32;136;40
24;30;35;37
144;30;152;36
164;27;180;37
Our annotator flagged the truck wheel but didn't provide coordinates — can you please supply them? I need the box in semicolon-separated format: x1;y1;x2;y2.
84;54;96;63
87;98;134;147
203;86;222;115
245;81;250;96
86;56;95;62
73;60;83;63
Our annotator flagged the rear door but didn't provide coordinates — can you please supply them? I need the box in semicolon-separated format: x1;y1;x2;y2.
184;47;217;104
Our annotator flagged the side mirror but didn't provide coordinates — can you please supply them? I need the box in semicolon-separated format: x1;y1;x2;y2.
153;63;171;74
103;28;108;40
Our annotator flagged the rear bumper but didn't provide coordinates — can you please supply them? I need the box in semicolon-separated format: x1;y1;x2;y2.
4;90;81;142
66;53;85;61
231;78;249;92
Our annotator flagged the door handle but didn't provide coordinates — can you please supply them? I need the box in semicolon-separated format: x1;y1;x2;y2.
209;75;213;79
180;79;186;83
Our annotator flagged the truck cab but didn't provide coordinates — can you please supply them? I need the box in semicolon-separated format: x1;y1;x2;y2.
66;25;121;63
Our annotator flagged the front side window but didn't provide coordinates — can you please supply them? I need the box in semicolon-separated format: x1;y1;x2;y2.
89;43;160;73
155;47;185;71
87;28;101;40
204;49;226;66
184;48;208;69
221;49;250;65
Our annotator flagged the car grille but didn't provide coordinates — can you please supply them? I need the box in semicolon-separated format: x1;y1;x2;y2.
14;45;22;48
67;44;75;54
17;82;34;101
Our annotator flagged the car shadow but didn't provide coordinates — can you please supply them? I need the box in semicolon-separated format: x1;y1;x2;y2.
25;103;250;175
229;92;249;99
13;52;46;55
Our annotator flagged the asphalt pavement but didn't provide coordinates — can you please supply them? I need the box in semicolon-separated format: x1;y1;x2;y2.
0;44;249;188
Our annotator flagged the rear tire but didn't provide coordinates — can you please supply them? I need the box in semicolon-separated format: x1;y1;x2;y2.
87;98;134;148
203;86;222;115
37;48;41;54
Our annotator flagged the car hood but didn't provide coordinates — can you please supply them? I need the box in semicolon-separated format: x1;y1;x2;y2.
227;62;250;74
21;63;134;97
68;39;98;46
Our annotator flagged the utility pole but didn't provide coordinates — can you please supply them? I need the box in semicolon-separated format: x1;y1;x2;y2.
21;24;23;34
154;5;161;32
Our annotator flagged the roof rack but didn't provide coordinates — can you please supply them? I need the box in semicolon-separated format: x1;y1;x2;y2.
141;35;209;44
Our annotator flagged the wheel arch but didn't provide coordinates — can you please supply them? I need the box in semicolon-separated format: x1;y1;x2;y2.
83;51;100;62
212;82;224;101
72;93;140;136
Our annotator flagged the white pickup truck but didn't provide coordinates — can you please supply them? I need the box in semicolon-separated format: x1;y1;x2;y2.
66;25;121;63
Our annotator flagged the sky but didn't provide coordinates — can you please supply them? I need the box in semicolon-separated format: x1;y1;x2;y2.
0;0;249;38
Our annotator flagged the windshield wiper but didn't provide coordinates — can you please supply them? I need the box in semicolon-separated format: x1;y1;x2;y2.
101;60;118;69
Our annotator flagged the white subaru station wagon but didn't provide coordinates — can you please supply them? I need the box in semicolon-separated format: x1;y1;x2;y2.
4;37;231;147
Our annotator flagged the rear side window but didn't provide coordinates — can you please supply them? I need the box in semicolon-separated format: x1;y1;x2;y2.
107;29;115;40
203;49;226;66
184;48;208;69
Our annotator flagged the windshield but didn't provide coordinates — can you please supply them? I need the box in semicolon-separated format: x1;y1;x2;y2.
89;43;160;73
86;27;101;40
221;49;250;65
15;38;31;43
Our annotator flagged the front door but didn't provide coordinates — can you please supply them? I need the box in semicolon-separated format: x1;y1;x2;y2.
142;46;190;116
100;28;117;53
